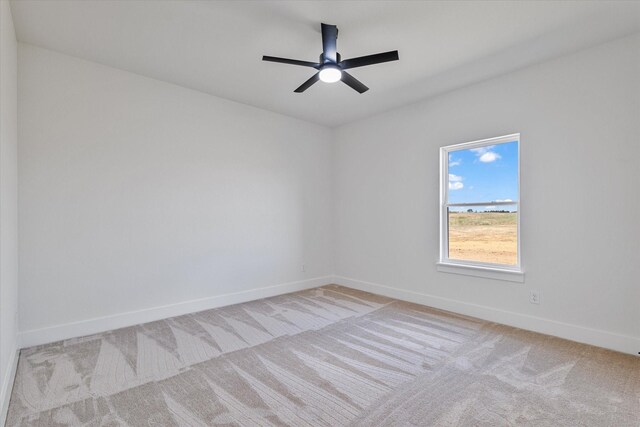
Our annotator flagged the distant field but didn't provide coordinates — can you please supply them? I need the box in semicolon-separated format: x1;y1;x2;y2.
448;212;517;265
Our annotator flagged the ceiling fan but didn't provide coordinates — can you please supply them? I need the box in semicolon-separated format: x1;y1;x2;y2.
262;23;399;94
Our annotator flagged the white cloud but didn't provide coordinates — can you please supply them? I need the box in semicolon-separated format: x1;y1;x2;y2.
470;145;501;163
495;199;513;202
479;152;501;163
486;206;496;210
448;173;464;190
448;155;461;167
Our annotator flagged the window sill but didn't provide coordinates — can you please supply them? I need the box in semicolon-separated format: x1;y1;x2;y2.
436;262;524;283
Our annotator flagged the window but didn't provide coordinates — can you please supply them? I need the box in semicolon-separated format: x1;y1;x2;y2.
438;134;522;282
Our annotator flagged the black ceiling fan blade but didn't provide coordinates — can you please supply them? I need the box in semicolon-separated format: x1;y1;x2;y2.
321;23;338;63
294;73;320;93
340;50;399;70
341;71;369;94
262;56;320;68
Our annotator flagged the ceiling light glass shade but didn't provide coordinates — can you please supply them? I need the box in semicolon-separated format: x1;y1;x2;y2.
319;66;342;83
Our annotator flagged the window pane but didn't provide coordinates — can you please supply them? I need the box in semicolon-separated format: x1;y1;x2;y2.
447;140;518;204
448;205;517;265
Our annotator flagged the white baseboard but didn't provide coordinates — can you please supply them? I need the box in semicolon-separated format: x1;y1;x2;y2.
18;276;334;349
0;347;19;427
17;274;639;356
334;275;640;356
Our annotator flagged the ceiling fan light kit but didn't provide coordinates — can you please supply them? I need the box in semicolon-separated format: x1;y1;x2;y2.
263;23;399;93
319;65;342;83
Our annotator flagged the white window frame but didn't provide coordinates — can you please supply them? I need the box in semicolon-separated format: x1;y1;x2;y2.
437;133;523;283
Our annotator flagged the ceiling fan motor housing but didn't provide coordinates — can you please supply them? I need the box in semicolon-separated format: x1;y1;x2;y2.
320;52;341;65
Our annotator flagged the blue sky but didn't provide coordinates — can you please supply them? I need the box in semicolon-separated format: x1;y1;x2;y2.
448;140;518;212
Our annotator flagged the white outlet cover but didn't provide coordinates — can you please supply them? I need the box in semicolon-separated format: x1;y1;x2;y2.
529;291;541;304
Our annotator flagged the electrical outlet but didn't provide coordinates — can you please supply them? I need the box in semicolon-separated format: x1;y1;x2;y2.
529;290;541;305
301;264;306;273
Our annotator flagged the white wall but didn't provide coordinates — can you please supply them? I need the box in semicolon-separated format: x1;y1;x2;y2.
333;34;640;354
18;44;334;342
14;30;640;356
0;0;19;420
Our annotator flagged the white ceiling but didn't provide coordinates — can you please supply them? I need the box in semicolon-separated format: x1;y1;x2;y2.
10;1;640;127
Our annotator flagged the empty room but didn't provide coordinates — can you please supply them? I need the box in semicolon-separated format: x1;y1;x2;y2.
1;1;639;425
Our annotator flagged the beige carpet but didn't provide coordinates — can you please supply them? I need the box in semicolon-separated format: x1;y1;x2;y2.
6;285;640;426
